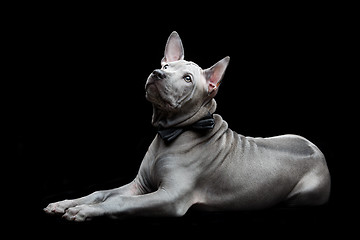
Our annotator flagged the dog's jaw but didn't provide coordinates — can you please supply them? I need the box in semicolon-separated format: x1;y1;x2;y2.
150;98;217;129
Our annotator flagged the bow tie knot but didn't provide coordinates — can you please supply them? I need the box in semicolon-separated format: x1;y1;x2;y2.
157;113;215;143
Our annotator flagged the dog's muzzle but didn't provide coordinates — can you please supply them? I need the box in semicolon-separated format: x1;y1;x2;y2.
151;69;166;80
146;69;166;88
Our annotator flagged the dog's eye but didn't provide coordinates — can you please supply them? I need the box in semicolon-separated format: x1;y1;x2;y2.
163;64;169;69
183;75;192;83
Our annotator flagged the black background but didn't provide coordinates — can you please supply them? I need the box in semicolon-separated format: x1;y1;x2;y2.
11;2;353;238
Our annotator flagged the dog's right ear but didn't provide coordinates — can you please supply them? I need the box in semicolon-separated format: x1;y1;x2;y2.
161;31;184;65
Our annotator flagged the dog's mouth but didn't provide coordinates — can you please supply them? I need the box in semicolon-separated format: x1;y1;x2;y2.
145;77;158;97
145;73;161;91
145;76;155;87
145;80;178;111
145;83;156;100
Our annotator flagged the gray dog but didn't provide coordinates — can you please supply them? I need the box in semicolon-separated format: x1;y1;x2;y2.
44;31;330;221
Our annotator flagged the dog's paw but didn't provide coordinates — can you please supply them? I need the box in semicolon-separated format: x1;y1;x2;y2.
43;200;77;215
62;205;100;222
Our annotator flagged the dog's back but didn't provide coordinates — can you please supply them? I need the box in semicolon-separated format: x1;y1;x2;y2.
190;116;330;210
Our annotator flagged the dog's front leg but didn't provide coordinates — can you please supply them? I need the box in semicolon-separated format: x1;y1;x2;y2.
62;186;193;221
44;178;143;215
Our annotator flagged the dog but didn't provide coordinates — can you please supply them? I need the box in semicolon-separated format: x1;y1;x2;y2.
44;31;331;221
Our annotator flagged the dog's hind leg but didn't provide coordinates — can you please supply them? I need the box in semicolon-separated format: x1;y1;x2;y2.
286;154;331;206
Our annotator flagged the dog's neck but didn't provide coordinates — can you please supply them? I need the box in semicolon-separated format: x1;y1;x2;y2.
151;98;217;129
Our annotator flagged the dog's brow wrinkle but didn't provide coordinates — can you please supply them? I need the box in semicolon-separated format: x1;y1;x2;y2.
186;62;199;67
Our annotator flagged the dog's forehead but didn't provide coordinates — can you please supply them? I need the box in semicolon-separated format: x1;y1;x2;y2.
171;60;202;72
184;61;201;69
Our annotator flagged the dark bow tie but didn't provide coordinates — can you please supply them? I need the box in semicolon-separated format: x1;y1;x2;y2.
157;113;215;143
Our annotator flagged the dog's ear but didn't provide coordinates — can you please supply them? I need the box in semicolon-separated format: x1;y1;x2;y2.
161;31;184;64
204;56;230;97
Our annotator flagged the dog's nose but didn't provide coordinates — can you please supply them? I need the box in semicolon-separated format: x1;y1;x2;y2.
152;69;166;80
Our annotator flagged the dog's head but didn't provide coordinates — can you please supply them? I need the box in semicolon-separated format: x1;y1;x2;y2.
145;31;230;128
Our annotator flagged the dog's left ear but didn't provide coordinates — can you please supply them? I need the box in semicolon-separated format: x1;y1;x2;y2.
205;56;230;97
161;31;184;65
